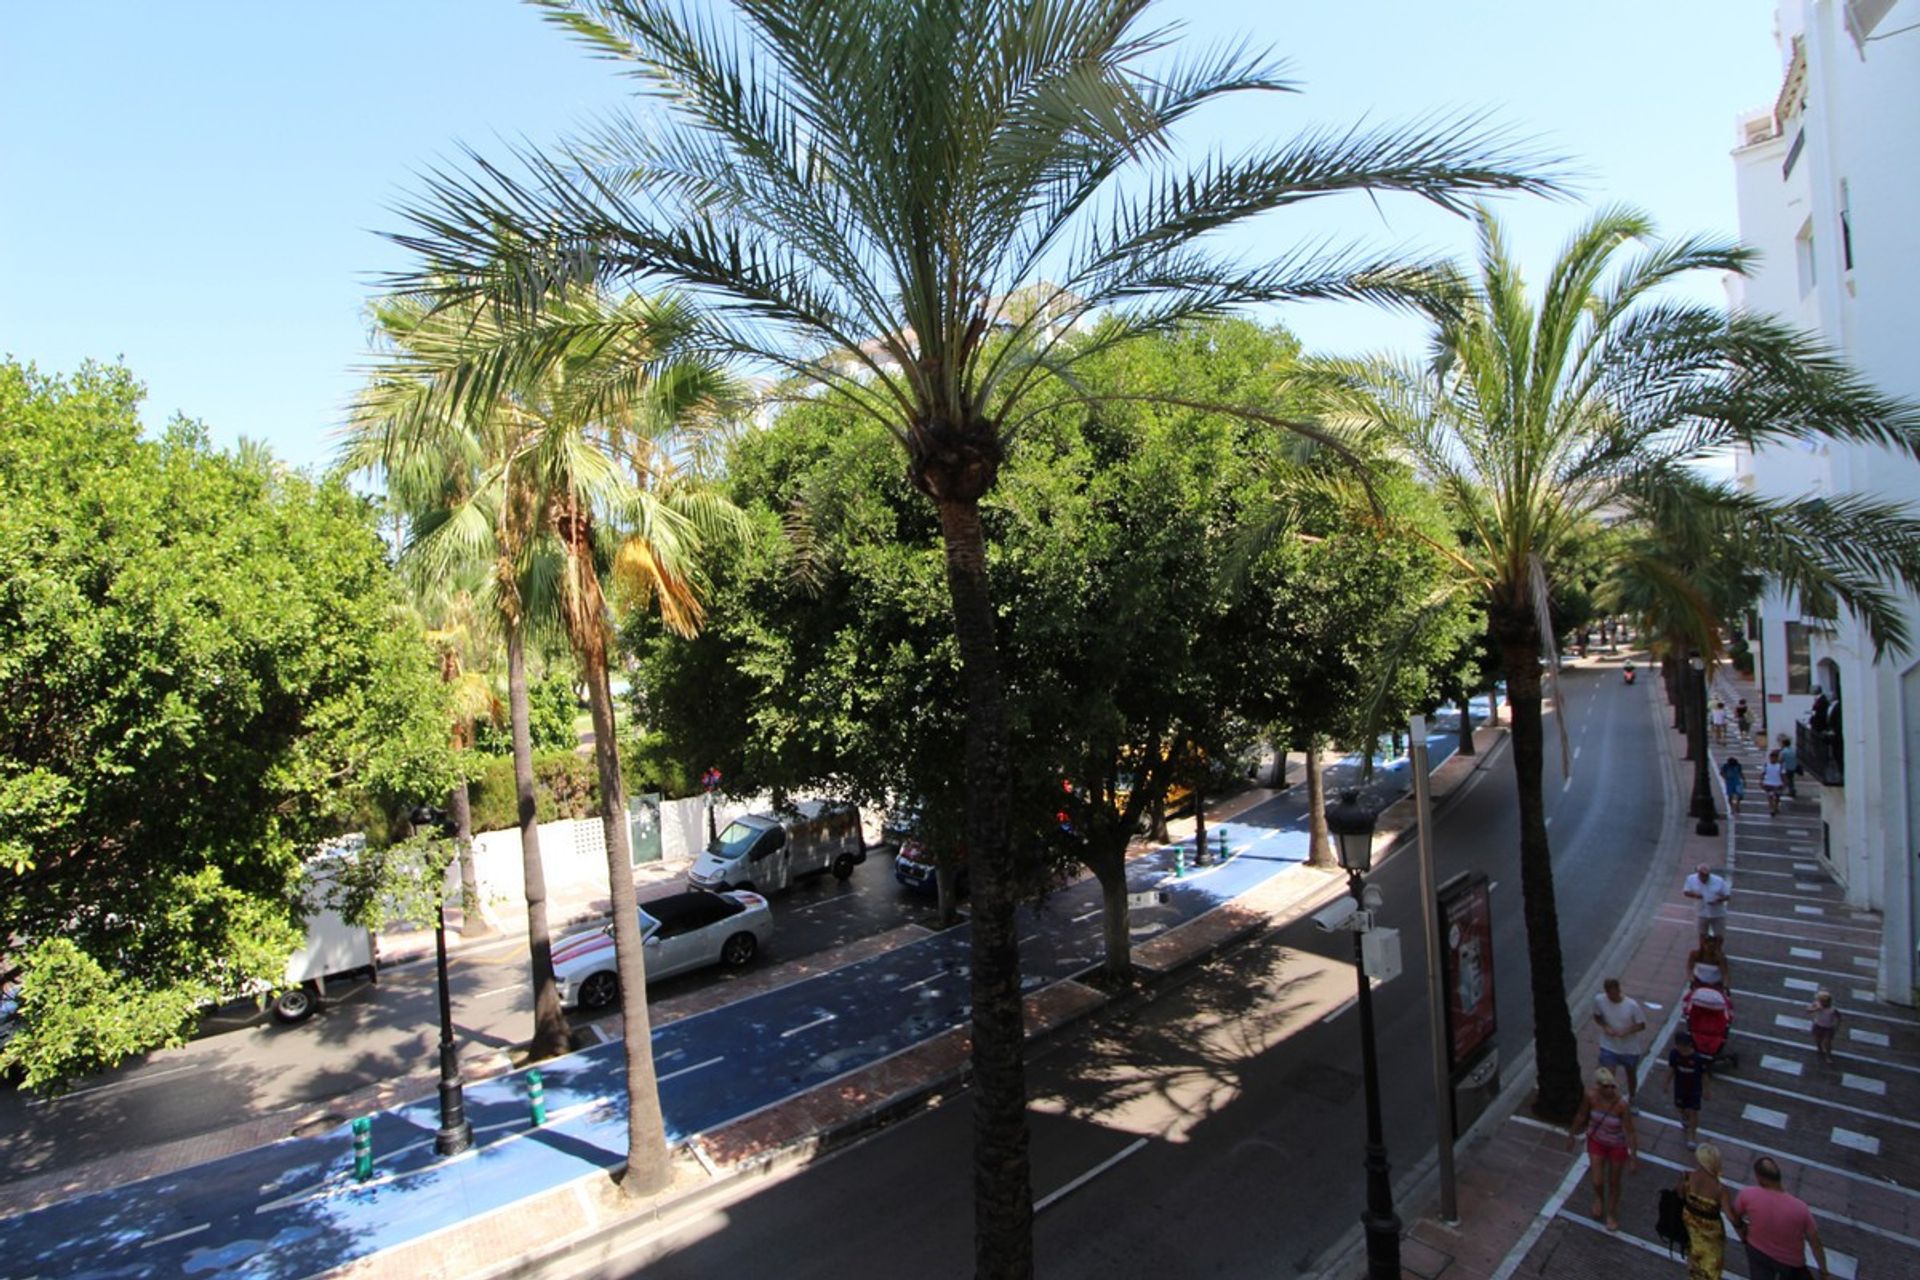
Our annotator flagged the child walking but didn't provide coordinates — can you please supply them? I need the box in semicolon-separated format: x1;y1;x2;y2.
1666;1029;1709;1148
1809;990;1842;1062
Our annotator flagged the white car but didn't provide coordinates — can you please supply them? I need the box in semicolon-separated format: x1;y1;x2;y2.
551;889;772;1010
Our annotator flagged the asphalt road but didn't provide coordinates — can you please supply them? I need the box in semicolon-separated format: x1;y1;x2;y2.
560;663;1672;1279
0;852;946;1186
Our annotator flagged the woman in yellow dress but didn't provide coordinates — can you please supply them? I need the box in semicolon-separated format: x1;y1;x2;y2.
1677;1142;1736;1279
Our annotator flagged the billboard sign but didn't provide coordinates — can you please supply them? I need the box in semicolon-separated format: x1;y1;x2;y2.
1439;872;1497;1070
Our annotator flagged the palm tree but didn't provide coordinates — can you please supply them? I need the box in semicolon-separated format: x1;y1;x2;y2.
1347;206;1920;1120
417;571;508;940
349;295;579;1062
355;283;741;1196
384;3;1555;1268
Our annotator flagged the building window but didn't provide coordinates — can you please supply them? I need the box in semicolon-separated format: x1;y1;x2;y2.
1795;220;1818;296
1785;621;1812;694
1839;179;1854;271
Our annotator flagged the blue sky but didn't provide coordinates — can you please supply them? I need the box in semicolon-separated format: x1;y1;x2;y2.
1;2;1785;472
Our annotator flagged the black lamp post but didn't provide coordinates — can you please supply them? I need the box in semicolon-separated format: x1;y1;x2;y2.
411;805;473;1158
1687;657;1719;836
1323;790;1401;1280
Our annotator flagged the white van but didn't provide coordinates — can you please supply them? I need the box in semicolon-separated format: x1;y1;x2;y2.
270;841;379;1023
687;800;867;893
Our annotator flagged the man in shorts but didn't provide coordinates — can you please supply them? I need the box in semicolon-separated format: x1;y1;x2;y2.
1593;978;1648;1096
1685;863;1732;941
1734;1155;1830;1279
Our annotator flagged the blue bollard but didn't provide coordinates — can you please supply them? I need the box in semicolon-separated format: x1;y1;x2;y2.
352;1116;373;1182
528;1068;547;1126
1217;828;1229;862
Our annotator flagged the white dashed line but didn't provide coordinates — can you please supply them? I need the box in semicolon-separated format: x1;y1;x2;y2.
1743;1104;1789;1129
658;1055;724;1084
1849;1028;1891;1048
781;1013;837;1038
1776;1014;1814;1033
1784;978;1820;992
1760;1055;1804;1077
1790;947;1823;960
1830;1127;1881;1155
1795;904;1826;916
1841;1073;1887;1097
898;972;943;992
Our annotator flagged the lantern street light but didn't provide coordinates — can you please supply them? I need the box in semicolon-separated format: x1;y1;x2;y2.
411;804;474;1158
1322;789;1402;1280
1688;656;1720;836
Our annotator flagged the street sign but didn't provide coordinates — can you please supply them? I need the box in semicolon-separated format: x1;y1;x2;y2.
1127;889;1172;909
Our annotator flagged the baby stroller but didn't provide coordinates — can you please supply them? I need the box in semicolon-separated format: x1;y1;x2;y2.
1684;985;1738;1072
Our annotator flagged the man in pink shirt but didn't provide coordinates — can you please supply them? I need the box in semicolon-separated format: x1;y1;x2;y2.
1733;1155;1830;1280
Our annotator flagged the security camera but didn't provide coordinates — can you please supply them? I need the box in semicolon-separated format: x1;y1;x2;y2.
1312;897;1360;932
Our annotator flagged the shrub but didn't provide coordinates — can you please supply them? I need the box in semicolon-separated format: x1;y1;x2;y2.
465;750;599;833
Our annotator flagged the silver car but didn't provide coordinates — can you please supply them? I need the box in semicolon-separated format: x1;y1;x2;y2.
551;889;772;1010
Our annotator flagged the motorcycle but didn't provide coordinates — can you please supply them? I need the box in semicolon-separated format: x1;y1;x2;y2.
1623;663;1637;685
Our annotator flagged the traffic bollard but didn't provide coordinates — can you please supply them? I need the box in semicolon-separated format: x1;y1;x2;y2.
1174;846;1186;878
1217;829;1229;862
527;1068;547;1126
352;1116;373;1182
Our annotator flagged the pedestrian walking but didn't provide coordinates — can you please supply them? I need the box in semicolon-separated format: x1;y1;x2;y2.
1688;935;1731;992
1777;735;1799;796
1736;698;1751;740
1567;1067;1637;1231
1808;990;1841;1063
1593;978;1649;1096
1685;863;1732;941
1719;756;1746;814
1762;749;1787;816
1665;1029;1710;1147
1710;699;1728;744
1733;1154;1831;1280
1677;1141;1737;1280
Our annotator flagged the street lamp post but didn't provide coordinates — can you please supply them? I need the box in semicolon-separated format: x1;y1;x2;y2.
1324;790;1401;1280
412;805;474;1158
1688;656;1719;836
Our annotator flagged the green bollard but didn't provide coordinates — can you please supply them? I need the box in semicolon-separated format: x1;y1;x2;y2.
352;1116;373;1182
527;1068;547;1126
1217;828;1229;862
1174;846;1186;878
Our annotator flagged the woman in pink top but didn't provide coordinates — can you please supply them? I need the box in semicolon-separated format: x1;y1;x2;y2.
1566;1067;1636;1231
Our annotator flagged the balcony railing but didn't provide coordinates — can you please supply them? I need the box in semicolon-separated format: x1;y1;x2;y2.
1796;718;1843;787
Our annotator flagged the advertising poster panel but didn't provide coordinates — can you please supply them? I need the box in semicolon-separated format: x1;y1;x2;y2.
1439;872;1497;1070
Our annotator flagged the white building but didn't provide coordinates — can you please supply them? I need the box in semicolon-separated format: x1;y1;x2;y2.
1728;0;1920;1006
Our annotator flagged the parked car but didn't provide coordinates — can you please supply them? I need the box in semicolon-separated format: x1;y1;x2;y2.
551;889;773;1010
687;799;866;893
893;838;967;897
876;798;922;854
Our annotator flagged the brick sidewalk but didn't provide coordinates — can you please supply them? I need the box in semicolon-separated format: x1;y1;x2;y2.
1391;660;1919;1280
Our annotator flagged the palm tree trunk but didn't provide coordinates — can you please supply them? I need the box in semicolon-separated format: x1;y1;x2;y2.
447;778;496;939
1305;738;1332;868
510;624;571;1061
568;565;671;1198
1496;619;1583;1122
933;495;1033;1280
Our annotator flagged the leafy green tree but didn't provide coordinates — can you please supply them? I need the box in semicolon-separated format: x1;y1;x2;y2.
0;359;455;1090
474;670;578;756
1347;207;1920;1120
389;2;1553;1264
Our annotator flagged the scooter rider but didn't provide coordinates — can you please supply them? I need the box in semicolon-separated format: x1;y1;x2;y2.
1623;660;1637;685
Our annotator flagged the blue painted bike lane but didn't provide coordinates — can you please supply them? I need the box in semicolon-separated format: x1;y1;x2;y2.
0;707;1482;1278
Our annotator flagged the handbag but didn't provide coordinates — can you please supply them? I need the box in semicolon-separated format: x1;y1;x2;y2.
1655;1185;1690;1256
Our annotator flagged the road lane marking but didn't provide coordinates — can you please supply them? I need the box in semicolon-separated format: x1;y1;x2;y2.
898;972;944;991
658;1055;724;1084
1831;1127;1880;1155
141;1223;211;1247
781;1013;836;1038
1033;1137;1148;1213
1850;1027;1890;1047
474;984;525;998
1790;947;1823;960
32;1062;197;1104
1071;908;1101;923
1841;1073;1886;1096
1760;1054;1803;1077
1743;1104;1788;1129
